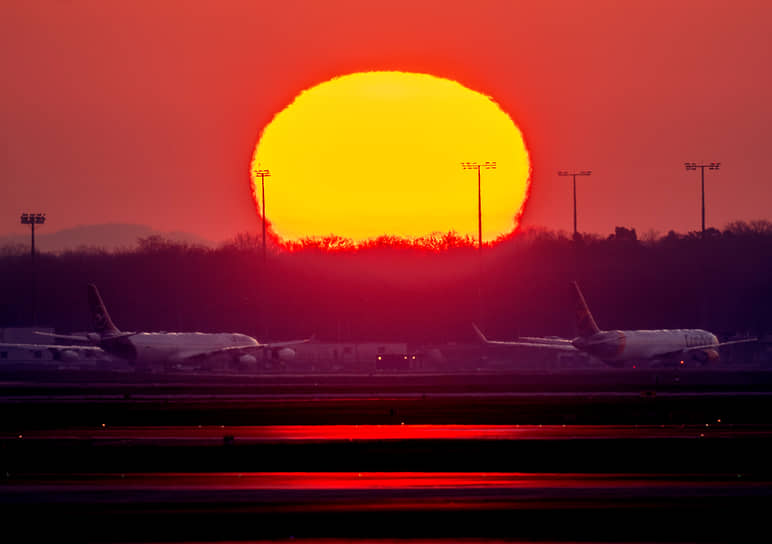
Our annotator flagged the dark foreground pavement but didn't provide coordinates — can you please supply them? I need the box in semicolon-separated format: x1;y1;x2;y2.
2;367;772;542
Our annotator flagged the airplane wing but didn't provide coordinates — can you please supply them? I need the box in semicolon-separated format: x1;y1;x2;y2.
514;336;575;346
35;331;137;343
649;338;759;364
0;342;106;363
262;335;316;350
170;336;316;363
34;331;92;343
472;324;577;350
1;342;103;351
685;338;758;352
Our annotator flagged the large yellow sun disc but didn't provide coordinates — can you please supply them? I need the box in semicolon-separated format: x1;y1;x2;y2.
250;71;530;244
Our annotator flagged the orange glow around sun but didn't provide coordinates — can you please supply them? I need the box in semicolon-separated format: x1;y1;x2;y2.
250;71;530;246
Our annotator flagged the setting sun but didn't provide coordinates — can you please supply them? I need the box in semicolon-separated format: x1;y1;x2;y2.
250;71;530;246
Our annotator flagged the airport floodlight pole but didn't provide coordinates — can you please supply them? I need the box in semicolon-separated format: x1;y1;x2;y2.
254;169;271;263
461;161;496;329
557;170;592;239
20;212;46;257
684;162;720;237
461;161;497;254
20;212;46;325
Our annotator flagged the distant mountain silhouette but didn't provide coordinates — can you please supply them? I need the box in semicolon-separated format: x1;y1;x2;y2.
0;223;216;253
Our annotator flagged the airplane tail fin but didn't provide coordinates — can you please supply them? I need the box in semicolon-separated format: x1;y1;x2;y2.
570;281;600;338
88;284;120;336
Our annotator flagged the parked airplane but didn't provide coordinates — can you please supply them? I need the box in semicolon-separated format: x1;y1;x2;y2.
36;284;312;369
473;281;756;368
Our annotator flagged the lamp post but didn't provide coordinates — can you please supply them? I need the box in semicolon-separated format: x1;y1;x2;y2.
684;162;720;237
254;169;271;263
20;212;46;326
461;161;496;329
558;170;592;239
461;161;496;254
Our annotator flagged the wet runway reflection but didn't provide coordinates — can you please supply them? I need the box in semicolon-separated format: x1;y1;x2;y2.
4;471;770;505
4;470;770;542
8;423;772;443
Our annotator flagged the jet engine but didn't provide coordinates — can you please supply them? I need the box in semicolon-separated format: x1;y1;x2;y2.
59;349;80;362
275;347;296;361
691;348;720;366
237;354;257;365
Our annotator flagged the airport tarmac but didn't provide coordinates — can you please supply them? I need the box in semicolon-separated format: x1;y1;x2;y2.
3;471;770;542
2;365;772;542
5;423;772;474
3;366;772;429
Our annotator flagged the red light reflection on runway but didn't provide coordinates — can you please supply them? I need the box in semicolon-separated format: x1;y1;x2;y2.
9;471;758;490
6;472;770;521
7;424;770;442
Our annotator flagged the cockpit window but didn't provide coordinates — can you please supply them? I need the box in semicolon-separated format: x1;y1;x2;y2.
232;334;251;344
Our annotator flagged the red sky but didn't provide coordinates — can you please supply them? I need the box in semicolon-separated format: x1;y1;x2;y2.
1;0;771;244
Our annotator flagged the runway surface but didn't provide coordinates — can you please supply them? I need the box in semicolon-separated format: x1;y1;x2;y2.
5;471;770;506
3;469;770;542
3;367;772;541
5;422;771;442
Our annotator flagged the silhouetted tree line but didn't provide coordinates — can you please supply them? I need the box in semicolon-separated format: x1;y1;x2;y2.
2;222;772;343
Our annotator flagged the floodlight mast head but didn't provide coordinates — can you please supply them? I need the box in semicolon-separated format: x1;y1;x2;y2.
20;213;46;225
461;161;496;170
557;170;590;177
684;162;720;172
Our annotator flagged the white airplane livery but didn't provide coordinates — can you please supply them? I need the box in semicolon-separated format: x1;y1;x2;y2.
474;281;756;368
37;284;311;368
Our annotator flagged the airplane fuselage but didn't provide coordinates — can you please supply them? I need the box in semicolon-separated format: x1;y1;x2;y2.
572;329;719;364
103;332;259;365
